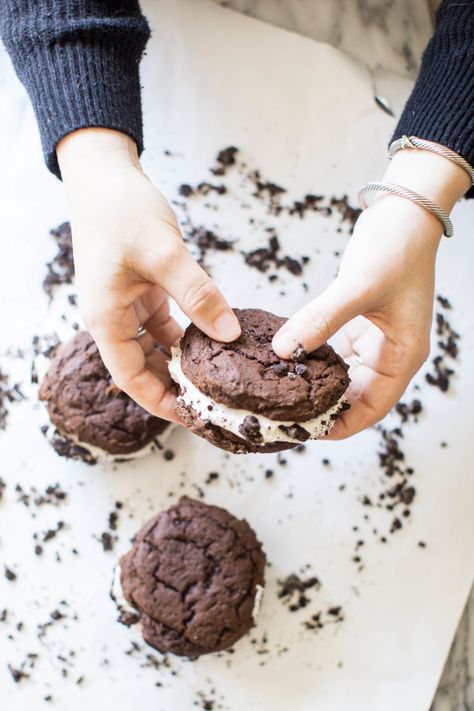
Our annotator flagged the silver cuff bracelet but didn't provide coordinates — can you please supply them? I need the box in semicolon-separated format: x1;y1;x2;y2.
357;181;454;238
389;135;474;187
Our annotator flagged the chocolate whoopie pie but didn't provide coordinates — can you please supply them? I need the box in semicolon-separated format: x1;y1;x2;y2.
39;331;169;456
113;496;266;657
169;308;350;454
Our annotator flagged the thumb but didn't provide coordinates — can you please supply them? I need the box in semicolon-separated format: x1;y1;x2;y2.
272;279;364;358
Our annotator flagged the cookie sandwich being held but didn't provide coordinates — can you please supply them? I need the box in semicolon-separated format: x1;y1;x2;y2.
169;308;350;454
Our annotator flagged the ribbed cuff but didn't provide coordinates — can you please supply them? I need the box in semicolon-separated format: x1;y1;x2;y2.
392;1;474;198
0;0;150;179
20;39;146;178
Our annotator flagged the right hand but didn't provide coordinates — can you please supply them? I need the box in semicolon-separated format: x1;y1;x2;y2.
57;128;241;422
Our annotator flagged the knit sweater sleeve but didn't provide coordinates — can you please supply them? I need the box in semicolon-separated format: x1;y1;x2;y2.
0;1;150;178
392;0;474;196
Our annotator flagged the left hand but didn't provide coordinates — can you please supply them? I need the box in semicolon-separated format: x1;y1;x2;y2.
272;147;470;438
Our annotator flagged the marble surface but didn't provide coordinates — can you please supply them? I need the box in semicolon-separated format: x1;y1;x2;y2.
213;2;472;710
215;0;434;78
431;596;474;711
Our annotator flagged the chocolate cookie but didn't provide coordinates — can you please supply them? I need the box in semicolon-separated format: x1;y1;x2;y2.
115;496;266;657
39;331;169;456
169;308;349;453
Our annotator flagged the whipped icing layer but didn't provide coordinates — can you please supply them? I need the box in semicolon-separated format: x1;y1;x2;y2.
168;346;344;445
111;564;140;621
252;584;265;621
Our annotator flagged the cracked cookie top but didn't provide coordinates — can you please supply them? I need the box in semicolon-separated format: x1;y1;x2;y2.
39;331;168;455
119;496;266;657
179;308;350;421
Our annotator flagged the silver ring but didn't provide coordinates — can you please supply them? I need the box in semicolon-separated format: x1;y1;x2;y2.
350;353;363;367
136;325;147;339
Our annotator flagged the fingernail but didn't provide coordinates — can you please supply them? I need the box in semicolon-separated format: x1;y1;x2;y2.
214;310;241;341
272;328;298;358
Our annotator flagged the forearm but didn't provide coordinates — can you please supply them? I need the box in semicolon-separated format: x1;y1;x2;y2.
391;0;474;197
370;146;472;254
58;128;141;185
345;149;470;291
0;1;150;178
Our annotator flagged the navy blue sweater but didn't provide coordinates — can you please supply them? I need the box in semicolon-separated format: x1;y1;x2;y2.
0;0;473;186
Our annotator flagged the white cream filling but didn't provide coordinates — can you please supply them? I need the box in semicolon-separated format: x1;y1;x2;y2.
169;346;344;445
41;420;173;463
111;564;139;621
252;584;265;621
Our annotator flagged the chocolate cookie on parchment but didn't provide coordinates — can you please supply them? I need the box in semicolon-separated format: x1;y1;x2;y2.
113;496;266;657
39;331;169;457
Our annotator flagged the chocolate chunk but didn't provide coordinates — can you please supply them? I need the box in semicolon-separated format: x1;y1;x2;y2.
4;566;16;581
0;370;24;431
178;184;194;197
118;609;140;627
43;429;98;466
196;182;227;196
277;574;320;612
278;424;310;442
295;363;308;376
436;295;451;309
401;487;416;505
100;532;114;552
42;222;75;298
272;362;289;376
238;415;263;443
184;225;234;271
425;356;454;392
242;232;305;277
8;665;28;683
291;345;307;363
329;195;361;232
395;399;422;423
281;256;303;276
211;146;239;175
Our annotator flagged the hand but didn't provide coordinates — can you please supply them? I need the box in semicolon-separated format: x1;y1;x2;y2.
272;147;470;438
57;128;241;421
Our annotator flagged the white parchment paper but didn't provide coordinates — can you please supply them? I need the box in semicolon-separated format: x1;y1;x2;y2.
0;1;473;709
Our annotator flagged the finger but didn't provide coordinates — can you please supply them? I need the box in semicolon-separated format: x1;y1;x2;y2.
325;323;420;439
109;341;179;422
327;366;394;439
137;332;157;356
345;318;413;378
327;363;408;439
148;242;241;343
272;279;365;359
130;288;183;352
92;309;179;422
